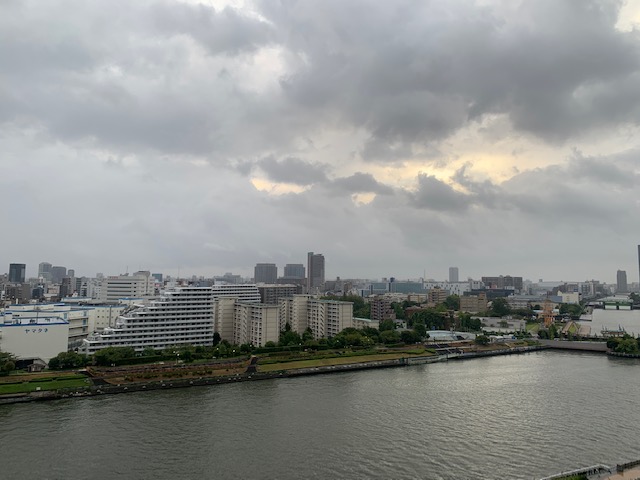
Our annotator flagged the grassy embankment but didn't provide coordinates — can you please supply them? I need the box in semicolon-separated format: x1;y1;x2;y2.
0;373;90;395
257;347;434;372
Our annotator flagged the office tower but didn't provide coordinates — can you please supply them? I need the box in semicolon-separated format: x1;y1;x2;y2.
8;263;26;283
38;262;53;280
254;263;277;284
307;252;325;290
449;267;459;283
67;269;75;278
617;270;628;294
51;266;67;283
284;263;305;279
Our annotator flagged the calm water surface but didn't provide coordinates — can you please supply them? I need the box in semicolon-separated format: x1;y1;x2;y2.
3;326;640;479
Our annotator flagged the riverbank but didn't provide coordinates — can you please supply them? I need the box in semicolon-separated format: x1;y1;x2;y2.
0;344;546;405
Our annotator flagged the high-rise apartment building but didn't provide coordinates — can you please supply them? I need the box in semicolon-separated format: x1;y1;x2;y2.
449;267;459;283
254;263;277;284
617;270;628;294
307;252;325;291
283;264;305;279
8;263;26;283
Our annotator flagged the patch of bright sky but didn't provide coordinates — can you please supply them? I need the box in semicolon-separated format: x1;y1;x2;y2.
617;1;640;31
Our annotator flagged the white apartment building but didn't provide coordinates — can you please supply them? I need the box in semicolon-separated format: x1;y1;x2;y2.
81;284;262;354
211;283;261;303
81;286;215;354
308;299;353;340
279;295;313;333
98;271;155;302
279;295;354;339
233;302;279;347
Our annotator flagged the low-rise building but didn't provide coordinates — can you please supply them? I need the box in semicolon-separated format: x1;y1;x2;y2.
0;311;69;363
460;293;487;313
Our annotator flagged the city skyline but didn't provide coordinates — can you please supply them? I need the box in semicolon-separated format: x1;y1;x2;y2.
2;1;640;283
3;256;640;287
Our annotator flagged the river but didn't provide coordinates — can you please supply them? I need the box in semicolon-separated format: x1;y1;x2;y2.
3;318;640;479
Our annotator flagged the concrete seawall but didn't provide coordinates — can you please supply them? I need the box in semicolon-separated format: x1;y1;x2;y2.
537;339;608;352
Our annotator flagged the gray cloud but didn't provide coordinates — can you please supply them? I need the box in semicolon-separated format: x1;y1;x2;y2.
327;172;394;195
2;1;640;283
410;174;471;212
259;156;328;185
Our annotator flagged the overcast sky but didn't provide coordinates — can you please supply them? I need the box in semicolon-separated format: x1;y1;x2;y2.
2;0;640;283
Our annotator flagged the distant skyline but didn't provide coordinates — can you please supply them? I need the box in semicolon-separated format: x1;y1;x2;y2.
3;257;639;286
2;1;640;283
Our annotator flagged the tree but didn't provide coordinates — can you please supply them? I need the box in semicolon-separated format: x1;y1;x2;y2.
212;332;221;347
379;319;396;332
264;341;277;348
380;330;401;345
48;351;89;370
475;335;489;345
0;350;16;374
615;337;639;354
443;295;460;311
400;330;421;344
490;298;511;317
92;346;136;366
414;323;427;338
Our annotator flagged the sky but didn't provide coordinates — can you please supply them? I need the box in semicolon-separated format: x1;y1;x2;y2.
1;0;640;283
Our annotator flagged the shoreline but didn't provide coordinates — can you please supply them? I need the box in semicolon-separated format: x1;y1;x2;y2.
0;345;546;406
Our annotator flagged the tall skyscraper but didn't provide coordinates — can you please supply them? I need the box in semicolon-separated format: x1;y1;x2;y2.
307;252;325;291
617;270;628;294
284;264;305;279
38;262;52;280
8;263;26;283
51;266;67;283
449;267;459;283
254;263;277;284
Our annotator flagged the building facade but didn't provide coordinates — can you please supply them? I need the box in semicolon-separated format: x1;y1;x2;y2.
459;293;487;313
8;263;26;283
307;252;325;291
617;270;628;293
0;312;69;363
98;271;155;302
254;263;277;284
283;264;305;279
449;267;459;283
233;302;280;347
82;286;216;354
258;284;302;304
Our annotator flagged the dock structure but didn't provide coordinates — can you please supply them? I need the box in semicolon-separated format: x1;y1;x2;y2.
539;463;611;480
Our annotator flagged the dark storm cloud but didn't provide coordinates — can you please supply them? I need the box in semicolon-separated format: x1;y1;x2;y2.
259;156;328;185
2;0;640;162
266;0;640;157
